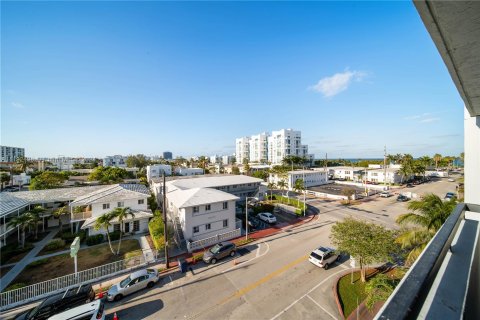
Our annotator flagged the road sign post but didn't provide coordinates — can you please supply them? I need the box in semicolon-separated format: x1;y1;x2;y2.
70;237;80;275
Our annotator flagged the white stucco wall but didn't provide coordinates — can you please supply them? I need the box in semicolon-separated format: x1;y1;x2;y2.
464;108;480;205
90;197;148;218
178;199;236;242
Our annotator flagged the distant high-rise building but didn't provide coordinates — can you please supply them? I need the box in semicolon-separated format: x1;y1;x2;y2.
235;137;250;165
103;155;127;168
163;151;173;160
235;129;311;165
1;146;25;162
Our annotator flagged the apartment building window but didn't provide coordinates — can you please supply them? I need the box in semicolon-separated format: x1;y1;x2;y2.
233;185;237;188
223;202;228;209
193;226;199;233
133;221;140;232
117;202;124;208
114;224;120;232
205;223;211;230
138;199;144;205
223;219;228;227
205;204;211;211
193;206;199;213
103;203;110;210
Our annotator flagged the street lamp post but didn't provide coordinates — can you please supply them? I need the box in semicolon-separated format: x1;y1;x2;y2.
245;196;258;240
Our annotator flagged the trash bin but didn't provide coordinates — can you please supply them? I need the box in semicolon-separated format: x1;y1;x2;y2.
177;258;188;273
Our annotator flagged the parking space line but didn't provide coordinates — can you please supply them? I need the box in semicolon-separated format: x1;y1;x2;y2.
270;268;345;320
306;294;338;320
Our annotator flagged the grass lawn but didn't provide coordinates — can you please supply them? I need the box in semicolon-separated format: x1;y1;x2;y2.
9;239;142;288
37;242;69;256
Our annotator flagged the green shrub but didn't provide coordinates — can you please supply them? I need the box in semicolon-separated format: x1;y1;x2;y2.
27;258;49;268
60;231;86;243
44;238;66;252
235;238;254;246
148;217;165;250
5;283;27;292
108;231;121;241
86;234;104;246
253;203;275;214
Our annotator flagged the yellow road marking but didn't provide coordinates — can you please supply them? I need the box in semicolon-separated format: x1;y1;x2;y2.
188;254;309;319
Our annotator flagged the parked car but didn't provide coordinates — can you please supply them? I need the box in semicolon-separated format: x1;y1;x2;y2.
257;212;277;224
406;183;414;188
202;241;236;264
247;216;260;229
309;247;340;270
107;268;160;302
379;191;391;198
16;285;95;320
48;300;105;320
444;192;455;200
397;195;409;202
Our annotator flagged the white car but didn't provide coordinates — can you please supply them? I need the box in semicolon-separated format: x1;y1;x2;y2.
379;191;391;198
48;300;105;320
107;268;160;302
257;212;277;224
309;247;340;269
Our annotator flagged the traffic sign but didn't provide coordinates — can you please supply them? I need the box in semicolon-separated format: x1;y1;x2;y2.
70;237;80;257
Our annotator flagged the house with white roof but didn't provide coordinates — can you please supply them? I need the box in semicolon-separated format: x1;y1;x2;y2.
69;184;153;236
167;188;238;243
146;164;172;182
269;170;328;191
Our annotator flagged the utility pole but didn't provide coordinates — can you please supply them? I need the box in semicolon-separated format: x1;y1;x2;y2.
384;145;388;189
162;172;169;268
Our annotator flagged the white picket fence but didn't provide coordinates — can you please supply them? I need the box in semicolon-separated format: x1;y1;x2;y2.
186;228;241;252
0;254;147;311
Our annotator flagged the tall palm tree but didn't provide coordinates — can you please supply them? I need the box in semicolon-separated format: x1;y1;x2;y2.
267;182;276;201
433;153;442;170
396;193;457;265
53;205;69;232
293;179;305;206
94;212;116;255
7;213;36;248
276;180;287;202
112;207;135;255
28;206;45;239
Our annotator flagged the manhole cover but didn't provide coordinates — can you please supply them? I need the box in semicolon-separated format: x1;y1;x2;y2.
237;248;251;256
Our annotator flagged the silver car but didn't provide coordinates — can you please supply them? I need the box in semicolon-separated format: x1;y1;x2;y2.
107;268;160;301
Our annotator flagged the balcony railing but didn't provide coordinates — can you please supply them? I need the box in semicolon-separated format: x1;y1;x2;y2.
71;211;92;221
376;203;480;320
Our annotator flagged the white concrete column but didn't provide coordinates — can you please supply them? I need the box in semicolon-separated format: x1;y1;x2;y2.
464;107;480;205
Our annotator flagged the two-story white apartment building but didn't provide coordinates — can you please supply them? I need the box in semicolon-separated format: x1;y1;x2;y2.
146;164;172;181
327;166;365;181
167;188;238;243
269;169;328;191
71;184;153;236
367;168;412;184
175;167;204;176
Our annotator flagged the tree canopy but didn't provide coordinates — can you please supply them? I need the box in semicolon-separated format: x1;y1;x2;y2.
88;166;129;183
331;218;398;282
29;171;67;190
126;154;149;169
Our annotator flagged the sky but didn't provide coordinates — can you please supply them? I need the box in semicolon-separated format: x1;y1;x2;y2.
1;1;464;159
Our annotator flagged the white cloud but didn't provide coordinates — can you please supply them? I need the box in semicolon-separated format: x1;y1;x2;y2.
309;70;366;98
11;101;25;109
420;117;440;123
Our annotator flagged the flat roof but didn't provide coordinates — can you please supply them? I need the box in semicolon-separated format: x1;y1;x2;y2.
168;188;239;208
158;175;263;190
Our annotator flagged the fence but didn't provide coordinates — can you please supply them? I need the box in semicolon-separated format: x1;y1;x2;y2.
0;253;147;311
187;228;241;252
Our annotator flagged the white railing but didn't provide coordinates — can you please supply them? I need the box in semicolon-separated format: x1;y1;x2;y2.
0;254;146;311
187;228;241;252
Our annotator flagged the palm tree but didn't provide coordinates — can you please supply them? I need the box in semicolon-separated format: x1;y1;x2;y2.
267;182;276;201
112;207;135;255
28;206;45;239
53;205;69;232
396;193;457;265
94;212;116;255
293;179;305;206
433;153;442;170
15;156;31;173
277;180;287;202
7;213;36;248
399;163;412;184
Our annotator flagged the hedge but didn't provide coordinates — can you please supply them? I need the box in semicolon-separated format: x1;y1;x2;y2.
86;234;104;246
60;231;86;243
148;217;165;250
108;231;121;241
44;238;66;252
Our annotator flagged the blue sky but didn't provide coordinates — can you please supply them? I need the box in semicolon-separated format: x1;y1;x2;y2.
1;1;464;159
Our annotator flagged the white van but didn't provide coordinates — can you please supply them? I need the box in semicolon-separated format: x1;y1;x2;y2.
48;300;105;320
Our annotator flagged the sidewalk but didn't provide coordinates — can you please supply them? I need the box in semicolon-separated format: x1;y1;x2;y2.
0;230;57;291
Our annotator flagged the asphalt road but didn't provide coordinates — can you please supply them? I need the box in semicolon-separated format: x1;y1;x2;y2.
3;178;456;320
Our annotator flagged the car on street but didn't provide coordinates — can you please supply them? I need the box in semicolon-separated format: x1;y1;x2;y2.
107;268;160;302
257;212;277;224
309;247;340;270
379;191;391;198
397;195;409;202
16;285;95;320
48;300;105;320
202;241;236;264
444;192;455;200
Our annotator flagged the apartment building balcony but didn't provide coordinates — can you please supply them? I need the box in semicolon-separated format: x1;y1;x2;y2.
376;203;479;319
71;209;93;221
